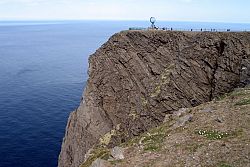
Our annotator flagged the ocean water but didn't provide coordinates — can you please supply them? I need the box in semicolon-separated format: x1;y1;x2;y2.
0;20;250;167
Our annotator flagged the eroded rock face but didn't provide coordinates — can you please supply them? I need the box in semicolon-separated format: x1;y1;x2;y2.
58;30;250;167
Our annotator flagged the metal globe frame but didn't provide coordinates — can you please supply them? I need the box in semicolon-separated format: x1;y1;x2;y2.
150;17;156;29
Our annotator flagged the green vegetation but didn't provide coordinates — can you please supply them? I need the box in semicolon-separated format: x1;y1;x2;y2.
144;144;160;151
195;130;230;140
235;98;250;106
81;124;169;166
120;135;140;147
231;88;250;97
216;87;250;106
79;86;249;167
218;162;233;167
141;127;166;151
121;124;168;152
216;93;229;101
110;159;123;165
216;87;250;101
80;147;110;167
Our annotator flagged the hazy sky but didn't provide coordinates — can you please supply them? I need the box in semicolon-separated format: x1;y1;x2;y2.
0;0;249;23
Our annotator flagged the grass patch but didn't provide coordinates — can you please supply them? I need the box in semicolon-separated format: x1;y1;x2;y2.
110;159;123;165
218;162;233;167
216;88;250;101
231;89;250;97
141;126;166;152
195;130;230;140
235;98;250;106
121;124;170;151
144;144;161;151
174;143;204;152
122;125;168;151
216;93;229;101
120;135;140;147
80;147;110;167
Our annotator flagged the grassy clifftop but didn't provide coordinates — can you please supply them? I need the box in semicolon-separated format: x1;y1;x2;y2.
81;86;250;167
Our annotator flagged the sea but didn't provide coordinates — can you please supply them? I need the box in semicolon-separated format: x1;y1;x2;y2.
0;20;250;167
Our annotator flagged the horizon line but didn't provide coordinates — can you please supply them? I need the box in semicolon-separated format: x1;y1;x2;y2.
0;19;250;25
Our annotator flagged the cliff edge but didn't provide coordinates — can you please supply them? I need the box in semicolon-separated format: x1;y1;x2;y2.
58;30;250;167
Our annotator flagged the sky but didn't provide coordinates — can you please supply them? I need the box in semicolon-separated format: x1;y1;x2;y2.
0;0;249;23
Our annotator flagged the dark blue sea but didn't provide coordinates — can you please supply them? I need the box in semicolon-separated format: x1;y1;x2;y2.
0;20;250;167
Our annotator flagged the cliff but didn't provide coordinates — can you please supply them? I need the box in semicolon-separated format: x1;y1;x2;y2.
58;30;250;167
80;87;250;167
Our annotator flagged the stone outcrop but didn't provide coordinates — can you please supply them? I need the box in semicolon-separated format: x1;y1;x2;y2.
58;30;250;167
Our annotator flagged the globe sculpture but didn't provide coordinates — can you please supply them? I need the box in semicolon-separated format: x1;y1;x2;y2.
150;17;156;29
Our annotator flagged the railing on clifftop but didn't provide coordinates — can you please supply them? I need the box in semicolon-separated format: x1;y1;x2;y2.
129;27;250;32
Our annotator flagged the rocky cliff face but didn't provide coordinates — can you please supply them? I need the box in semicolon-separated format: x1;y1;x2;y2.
58;30;250;167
